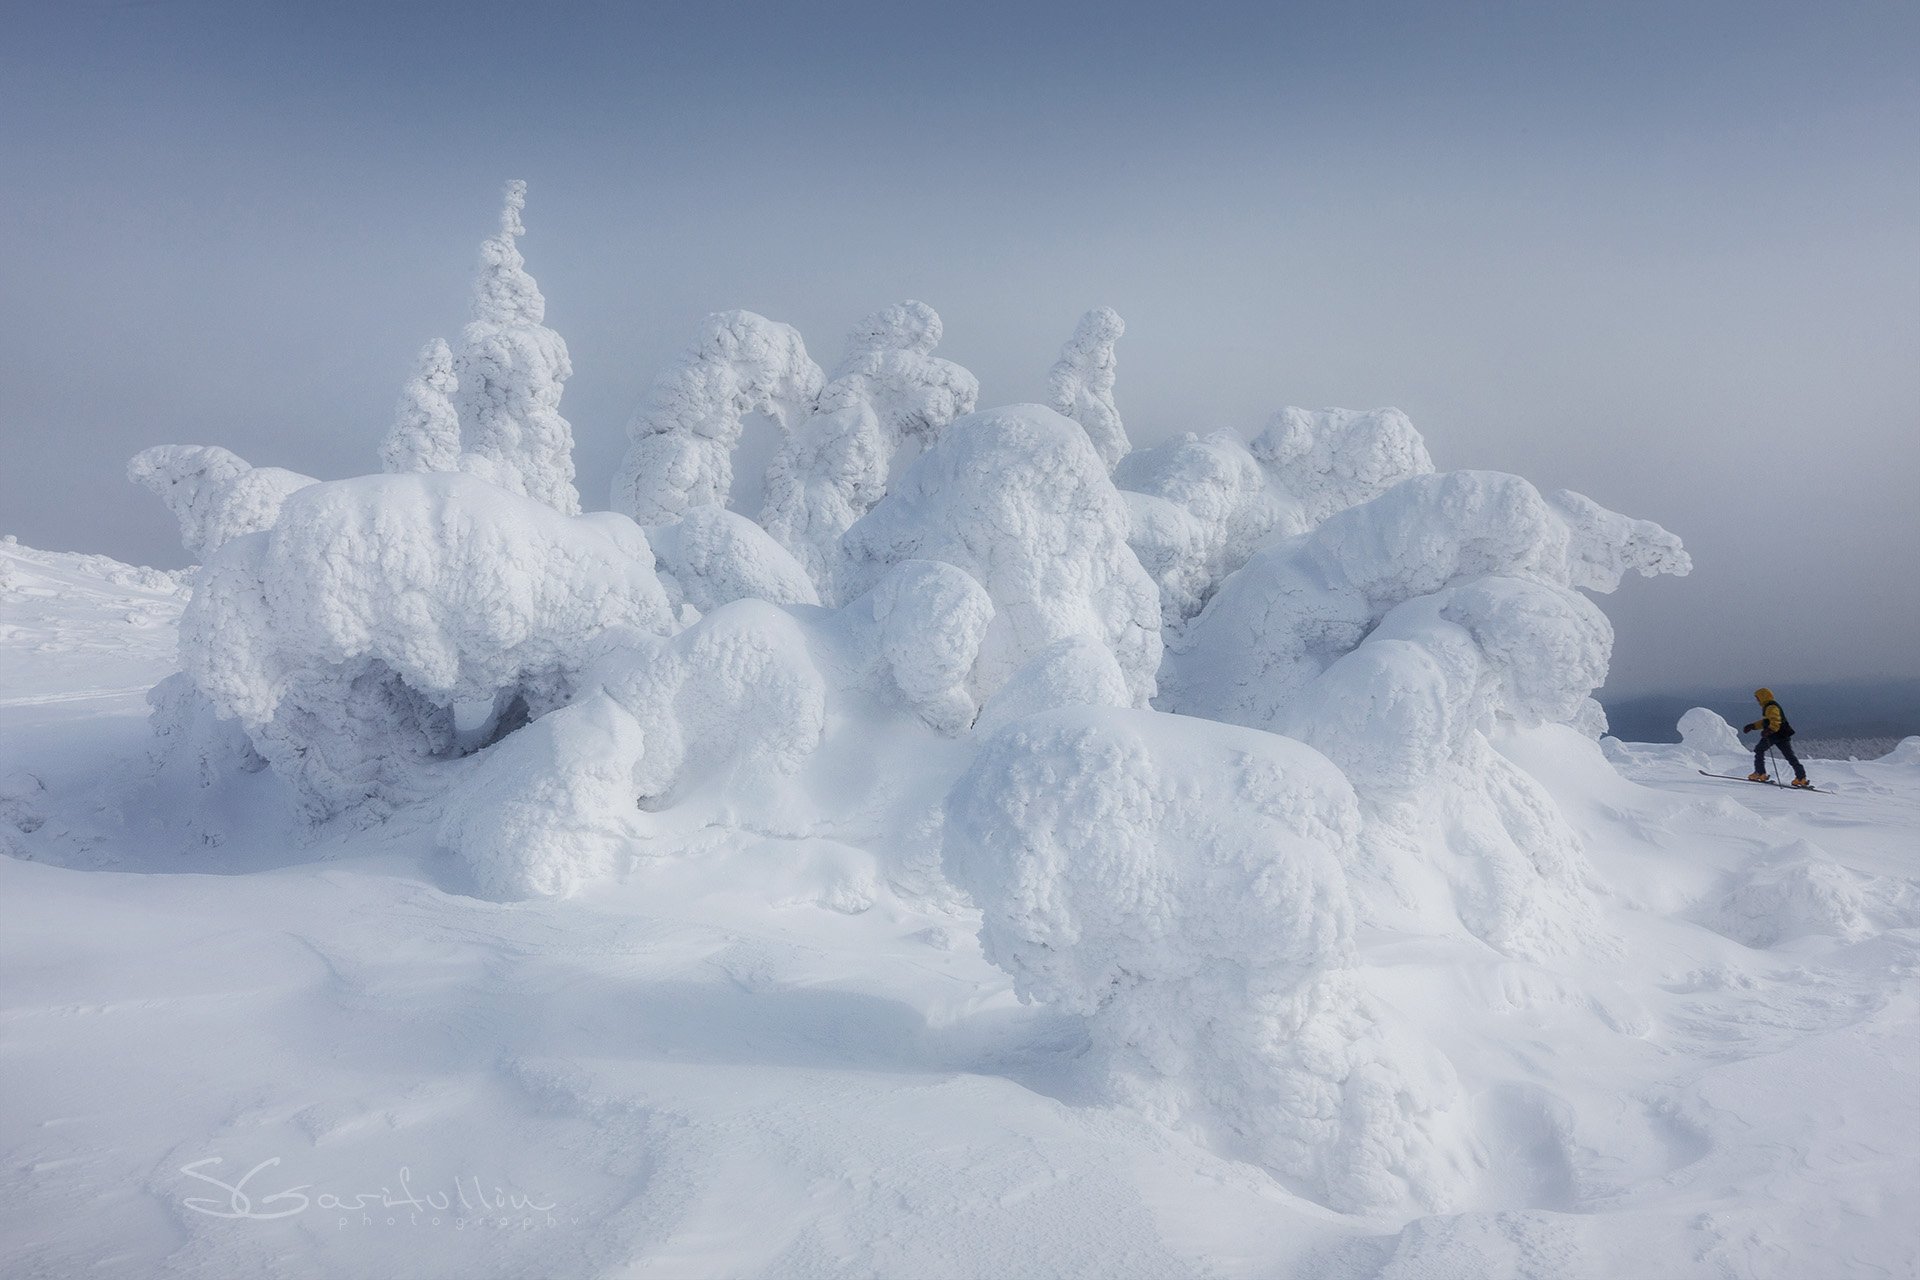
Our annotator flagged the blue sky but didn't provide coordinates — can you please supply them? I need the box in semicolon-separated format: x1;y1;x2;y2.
3;1;1916;695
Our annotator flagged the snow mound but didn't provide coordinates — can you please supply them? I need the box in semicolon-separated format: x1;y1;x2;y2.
1547;488;1693;592
943;707;1471;1212
1678;707;1746;759
444;564;990;897
1885;736;1920;766
179;472;671;817
648;504;820;613
842;404;1162;705
1697;841;1920;949
612;310;825;525
127;445;316;559
846;558;996;735
1115;430;1291;627
972;635;1131;737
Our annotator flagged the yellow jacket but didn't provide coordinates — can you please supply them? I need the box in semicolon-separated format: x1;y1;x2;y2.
1744;687;1788;735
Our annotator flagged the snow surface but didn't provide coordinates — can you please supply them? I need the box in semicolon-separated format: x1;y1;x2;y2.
5;535;1918;1277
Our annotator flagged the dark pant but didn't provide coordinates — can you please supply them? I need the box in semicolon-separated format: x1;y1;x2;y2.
1755;733;1805;781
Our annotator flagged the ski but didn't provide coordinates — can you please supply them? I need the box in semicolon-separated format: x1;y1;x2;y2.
1697;770;1832;794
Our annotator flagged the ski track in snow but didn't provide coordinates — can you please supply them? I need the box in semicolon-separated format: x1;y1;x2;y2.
3;540;1917;1279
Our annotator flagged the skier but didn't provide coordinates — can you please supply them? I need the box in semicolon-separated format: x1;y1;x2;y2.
1742;687;1811;787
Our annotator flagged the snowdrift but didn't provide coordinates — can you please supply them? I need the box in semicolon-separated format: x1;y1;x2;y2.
111;181;1712;1217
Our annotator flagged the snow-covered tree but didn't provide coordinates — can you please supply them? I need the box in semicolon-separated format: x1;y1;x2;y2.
180;472;672;818
943;706;1469;1212
127;445;316;560
612;310;824;525
841;403;1162;706
1047;306;1130;468
454;180;580;514
380;338;461;474
760;301;978;598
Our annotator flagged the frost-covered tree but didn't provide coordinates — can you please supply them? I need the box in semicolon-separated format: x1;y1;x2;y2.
1046;307;1129;468
454;180;580;514
380;338;461;474
441;559;994;898
841;403;1162;706
1114;407;1435;631
612;310;824;525
1161;469;1690;734
944;707;1470;1212
180;472;672;819
127;445;316;560
760;301;978;598
1249;407;1434;526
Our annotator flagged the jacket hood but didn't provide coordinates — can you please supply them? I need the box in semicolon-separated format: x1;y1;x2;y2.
1754;687;1775;703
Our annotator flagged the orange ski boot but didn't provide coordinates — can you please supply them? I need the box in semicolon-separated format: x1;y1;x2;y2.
1747;771;1768;782
1790;778;1813;788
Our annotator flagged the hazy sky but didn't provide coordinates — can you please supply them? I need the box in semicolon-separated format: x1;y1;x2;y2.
3;0;1916;696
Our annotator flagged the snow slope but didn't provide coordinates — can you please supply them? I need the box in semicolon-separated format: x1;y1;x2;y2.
5;538;1919;1278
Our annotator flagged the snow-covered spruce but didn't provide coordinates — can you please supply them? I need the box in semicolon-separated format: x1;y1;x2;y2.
380;338;462;474
1047;307;1129;469
178;472;672;819
611;310;824;526
943;707;1471;1213
127;445;316;560
453;181;581;514
760;302;978;599
841;403;1162;706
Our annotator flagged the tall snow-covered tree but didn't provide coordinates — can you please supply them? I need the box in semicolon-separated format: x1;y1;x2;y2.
379;338;461;474
454;180;581;514
1047;307;1130;469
